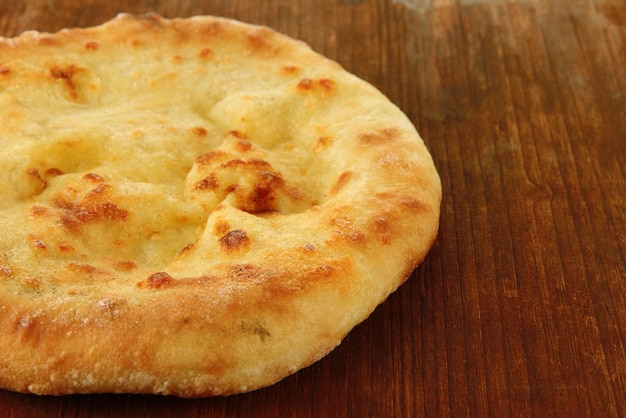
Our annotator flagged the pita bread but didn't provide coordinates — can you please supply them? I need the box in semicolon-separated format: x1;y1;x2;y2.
0;14;441;396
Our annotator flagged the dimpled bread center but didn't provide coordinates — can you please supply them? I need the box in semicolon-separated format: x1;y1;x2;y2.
0;29;340;285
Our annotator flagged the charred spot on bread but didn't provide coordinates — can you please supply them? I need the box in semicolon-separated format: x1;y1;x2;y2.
219;229;250;252
137;272;176;289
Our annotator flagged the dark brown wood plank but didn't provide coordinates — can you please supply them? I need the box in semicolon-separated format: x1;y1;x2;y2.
0;0;625;416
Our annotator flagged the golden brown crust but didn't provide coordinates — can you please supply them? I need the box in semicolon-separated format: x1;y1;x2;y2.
0;13;441;397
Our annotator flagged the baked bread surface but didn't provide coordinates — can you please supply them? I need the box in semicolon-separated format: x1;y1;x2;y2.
0;14;441;396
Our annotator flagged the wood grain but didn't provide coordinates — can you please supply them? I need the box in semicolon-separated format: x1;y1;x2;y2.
1;0;624;416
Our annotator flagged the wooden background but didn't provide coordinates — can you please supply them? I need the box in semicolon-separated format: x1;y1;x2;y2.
1;0;624;416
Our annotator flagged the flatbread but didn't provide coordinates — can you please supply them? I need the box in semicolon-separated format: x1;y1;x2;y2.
0;13;441;397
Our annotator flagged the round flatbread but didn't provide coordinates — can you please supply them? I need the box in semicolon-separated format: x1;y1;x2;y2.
0;14;441;397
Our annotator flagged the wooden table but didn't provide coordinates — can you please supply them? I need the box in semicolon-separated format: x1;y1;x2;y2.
1;0;624;416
